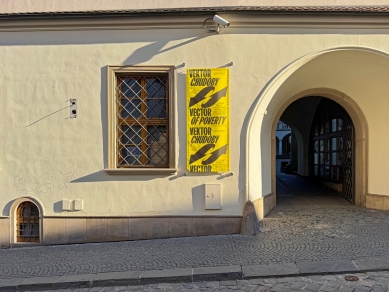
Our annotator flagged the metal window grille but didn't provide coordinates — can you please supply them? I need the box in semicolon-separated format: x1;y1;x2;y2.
16;202;40;243
116;74;169;168
310;98;354;203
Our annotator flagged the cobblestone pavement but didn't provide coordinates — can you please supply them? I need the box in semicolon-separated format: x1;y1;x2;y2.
2;174;389;279
38;271;389;291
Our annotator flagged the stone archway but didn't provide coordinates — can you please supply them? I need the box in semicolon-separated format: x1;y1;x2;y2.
241;47;388;234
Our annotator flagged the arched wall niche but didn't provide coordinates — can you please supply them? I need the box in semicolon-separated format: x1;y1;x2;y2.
241;46;389;234
9;197;44;245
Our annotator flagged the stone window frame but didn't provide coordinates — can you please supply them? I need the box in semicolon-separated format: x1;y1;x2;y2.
106;65;176;175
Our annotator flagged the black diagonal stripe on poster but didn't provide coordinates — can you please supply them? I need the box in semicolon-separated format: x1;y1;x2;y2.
201;144;228;165
189;86;215;107
201;87;228;108
189;144;215;164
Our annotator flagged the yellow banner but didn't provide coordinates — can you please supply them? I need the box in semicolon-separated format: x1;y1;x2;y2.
187;68;229;172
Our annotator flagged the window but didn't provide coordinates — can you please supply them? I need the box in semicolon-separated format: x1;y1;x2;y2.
310;97;354;202
107;66;176;174
16;202;40;243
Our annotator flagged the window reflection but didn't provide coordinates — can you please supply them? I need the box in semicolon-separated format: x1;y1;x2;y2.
331;119;337;132
338;119;343;131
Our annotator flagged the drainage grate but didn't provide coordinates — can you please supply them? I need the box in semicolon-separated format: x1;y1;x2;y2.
345;275;359;281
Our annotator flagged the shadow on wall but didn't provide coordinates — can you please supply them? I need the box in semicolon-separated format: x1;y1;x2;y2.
192;185;205;212
71;171;166;183
0;28;385;48
2;200;15;216
0;30;209;47
122;36;208;65
174;72;187;176
53;201;62;213
101;67;108;169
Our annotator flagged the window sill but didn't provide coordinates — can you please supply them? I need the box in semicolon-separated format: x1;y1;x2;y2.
105;168;177;175
11;242;42;247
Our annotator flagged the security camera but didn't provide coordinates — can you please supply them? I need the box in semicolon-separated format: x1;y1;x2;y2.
203;14;230;33
213;15;230;27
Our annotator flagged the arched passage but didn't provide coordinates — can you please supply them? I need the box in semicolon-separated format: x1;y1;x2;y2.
269;89;366;207
243;47;389;231
276;96;356;203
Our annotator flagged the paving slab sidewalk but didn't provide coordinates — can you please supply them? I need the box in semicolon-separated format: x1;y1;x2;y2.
3;258;389;291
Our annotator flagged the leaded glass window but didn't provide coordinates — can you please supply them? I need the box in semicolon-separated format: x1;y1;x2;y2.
116;74;169;167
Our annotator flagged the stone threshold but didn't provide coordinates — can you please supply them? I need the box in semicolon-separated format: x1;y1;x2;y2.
1;258;389;291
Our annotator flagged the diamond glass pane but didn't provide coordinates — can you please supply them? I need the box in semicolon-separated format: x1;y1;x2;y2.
122;78;141;98
121;99;142;118
120;146;142;165
147;99;167;118
146;77;167;98
120;125;142;144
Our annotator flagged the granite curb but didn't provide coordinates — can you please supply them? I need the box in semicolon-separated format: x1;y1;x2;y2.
1;258;389;291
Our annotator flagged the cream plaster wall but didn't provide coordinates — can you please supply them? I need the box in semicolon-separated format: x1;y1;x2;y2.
1;26;389;217
2;0;389;14
0;218;10;247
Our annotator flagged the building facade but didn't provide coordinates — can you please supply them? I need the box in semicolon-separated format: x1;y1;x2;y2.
1;0;389;247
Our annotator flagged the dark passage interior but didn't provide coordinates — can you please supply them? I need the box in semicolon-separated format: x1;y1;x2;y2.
276;172;350;206
275;96;354;206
